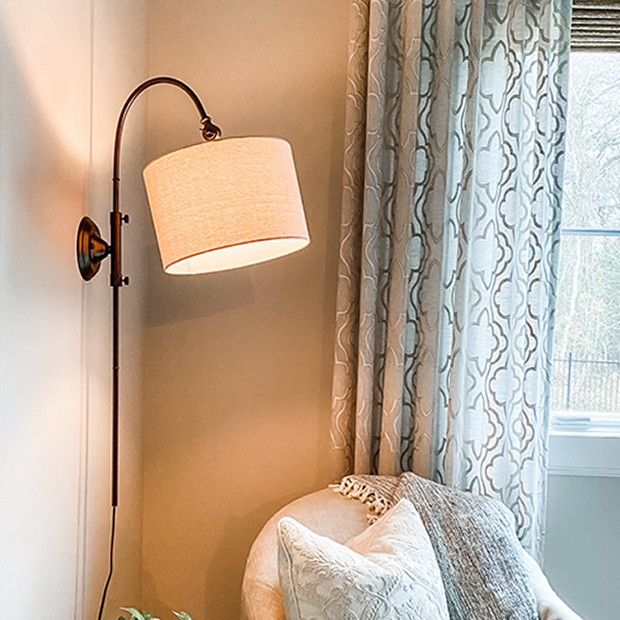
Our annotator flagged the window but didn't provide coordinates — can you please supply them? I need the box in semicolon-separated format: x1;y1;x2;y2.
548;3;620;477
551;50;620;433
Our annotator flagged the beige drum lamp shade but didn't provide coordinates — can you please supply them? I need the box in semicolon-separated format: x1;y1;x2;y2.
143;137;310;274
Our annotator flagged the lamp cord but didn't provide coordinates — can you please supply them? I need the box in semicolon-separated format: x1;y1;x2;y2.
97;505;118;620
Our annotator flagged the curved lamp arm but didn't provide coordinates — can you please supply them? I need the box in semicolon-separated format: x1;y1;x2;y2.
78;76;221;284
109;76;221;289
76;76;220;508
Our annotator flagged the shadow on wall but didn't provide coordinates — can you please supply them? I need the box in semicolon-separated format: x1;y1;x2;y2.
140;1;350;616
318;108;348;482
145;243;255;327
140;491;294;618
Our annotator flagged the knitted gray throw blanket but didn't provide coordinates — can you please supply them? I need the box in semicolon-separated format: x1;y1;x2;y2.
331;473;538;620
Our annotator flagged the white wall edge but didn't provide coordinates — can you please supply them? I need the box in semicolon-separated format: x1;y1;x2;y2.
549;432;620;478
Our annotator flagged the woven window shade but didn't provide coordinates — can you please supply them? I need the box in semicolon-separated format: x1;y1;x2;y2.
572;1;620;50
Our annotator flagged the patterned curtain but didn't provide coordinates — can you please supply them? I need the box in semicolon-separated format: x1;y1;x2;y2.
330;0;570;558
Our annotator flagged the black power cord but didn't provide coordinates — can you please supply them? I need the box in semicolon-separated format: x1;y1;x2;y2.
97;505;118;620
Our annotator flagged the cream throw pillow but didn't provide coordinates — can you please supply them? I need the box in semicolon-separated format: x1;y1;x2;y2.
277;499;449;620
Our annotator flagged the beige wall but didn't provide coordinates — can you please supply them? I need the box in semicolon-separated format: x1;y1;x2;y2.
0;1;147;616
143;1;350;616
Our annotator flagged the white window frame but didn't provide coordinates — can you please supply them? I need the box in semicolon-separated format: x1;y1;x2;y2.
548;30;620;473
549;431;620;478
549;228;620;447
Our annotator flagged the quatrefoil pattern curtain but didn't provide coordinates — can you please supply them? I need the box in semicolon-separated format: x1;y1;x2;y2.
330;0;570;557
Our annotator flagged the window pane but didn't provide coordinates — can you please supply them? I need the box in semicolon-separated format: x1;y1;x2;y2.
562;53;620;229
552;52;620;419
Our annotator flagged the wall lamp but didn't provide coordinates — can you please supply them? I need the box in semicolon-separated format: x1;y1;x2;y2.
76;76;309;617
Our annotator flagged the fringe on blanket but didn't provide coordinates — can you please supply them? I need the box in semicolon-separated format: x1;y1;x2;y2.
329;475;394;522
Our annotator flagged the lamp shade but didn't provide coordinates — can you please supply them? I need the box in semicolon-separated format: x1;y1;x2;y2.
142;137;310;274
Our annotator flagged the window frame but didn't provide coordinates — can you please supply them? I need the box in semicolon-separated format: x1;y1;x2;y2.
549;28;620;473
550;227;620;436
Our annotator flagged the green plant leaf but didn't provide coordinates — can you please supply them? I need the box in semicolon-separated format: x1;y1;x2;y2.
173;612;192;620
119;609;146;620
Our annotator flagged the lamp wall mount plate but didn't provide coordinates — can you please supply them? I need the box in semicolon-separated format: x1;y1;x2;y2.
76;215;111;281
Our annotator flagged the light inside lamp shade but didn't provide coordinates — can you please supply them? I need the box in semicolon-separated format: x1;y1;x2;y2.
142;137;310;274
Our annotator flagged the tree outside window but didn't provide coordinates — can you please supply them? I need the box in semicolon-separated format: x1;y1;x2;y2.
552;51;620;423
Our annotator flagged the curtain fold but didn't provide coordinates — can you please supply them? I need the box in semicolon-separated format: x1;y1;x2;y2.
330;0;570;558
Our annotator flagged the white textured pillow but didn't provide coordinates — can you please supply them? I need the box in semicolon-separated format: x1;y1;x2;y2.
277;498;449;620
